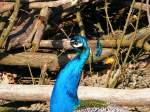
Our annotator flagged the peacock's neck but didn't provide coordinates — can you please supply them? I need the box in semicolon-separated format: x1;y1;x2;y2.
50;47;90;112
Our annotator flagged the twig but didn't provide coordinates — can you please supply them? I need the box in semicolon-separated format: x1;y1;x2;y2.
38;63;48;85
104;0;114;34
122;0;144;68
109;0;136;87
109;0;145;88
116;0;135;59
146;0;150;26
76;11;86;36
0;0;20;48
0;11;10;34
94;6;105;33
27;63;35;85
23;46;35;84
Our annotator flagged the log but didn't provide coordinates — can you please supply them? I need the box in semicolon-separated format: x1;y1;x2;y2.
39;27;150;51
133;2;150;11
0;49;114;71
0;84;150;106
30;7;51;51
39;37;150;51
6;22;150;51
4;0;41;2
1;1;150;13
0;0;76;13
0;2;14;13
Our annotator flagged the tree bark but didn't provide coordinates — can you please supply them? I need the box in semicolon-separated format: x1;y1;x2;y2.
0;49;114;71
1;1;150;13
6;24;150;51
30;7;51;52
4;0;41;2
0;2;14;13
0;84;150;106
39;37;150;51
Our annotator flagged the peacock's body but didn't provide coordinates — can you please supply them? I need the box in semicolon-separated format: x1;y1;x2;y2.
50;35;128;112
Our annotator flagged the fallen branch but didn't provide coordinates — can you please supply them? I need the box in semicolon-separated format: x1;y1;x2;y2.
0;0;20;48
0;49;114;71
0;84;150;106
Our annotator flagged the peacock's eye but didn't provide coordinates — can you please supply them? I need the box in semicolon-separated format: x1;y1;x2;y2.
74;41;79;45
70;40;83;48
70;40;78;45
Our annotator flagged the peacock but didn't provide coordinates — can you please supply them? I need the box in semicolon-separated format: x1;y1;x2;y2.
50;35;128;112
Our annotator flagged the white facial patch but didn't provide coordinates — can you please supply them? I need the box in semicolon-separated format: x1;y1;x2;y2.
72;43;83;48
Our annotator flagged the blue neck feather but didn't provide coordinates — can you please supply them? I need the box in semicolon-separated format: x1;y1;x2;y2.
50;42;90;112
94;37;102;59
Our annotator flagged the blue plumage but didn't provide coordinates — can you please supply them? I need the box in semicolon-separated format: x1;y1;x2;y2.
50;35;128;112
94;37;102;58
50;36;90;112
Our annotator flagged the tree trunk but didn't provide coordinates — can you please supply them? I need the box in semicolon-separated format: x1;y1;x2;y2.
0;84;150;106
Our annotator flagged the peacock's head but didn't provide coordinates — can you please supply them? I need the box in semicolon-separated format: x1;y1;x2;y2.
70;35;89;50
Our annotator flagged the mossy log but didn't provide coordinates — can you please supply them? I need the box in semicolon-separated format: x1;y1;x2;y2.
0;84;150;106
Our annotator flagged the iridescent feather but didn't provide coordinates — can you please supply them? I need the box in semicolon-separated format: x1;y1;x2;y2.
50;35;128;112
